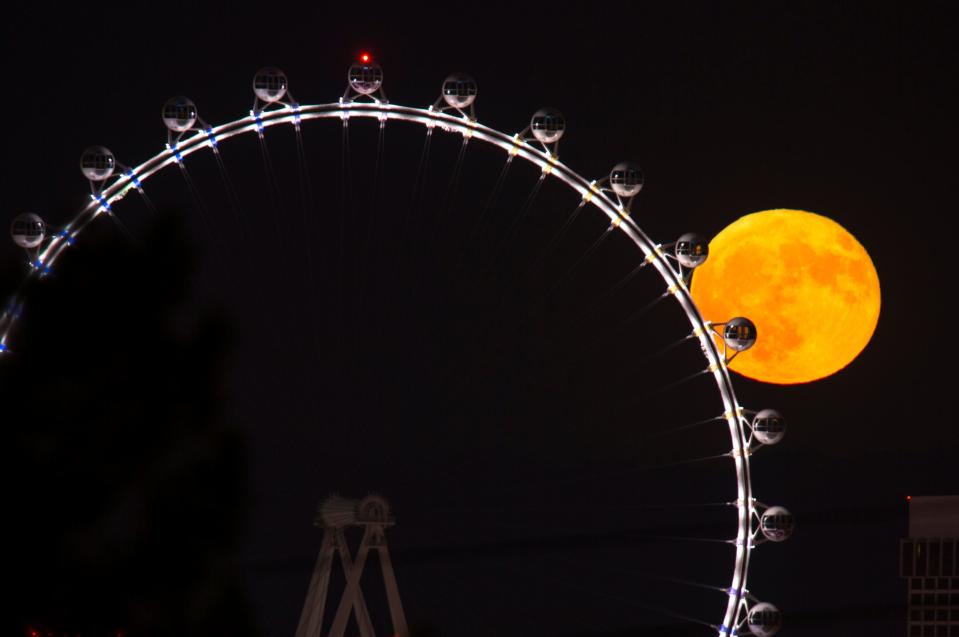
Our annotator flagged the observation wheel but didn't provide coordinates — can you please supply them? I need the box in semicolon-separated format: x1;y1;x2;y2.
3;57;792;637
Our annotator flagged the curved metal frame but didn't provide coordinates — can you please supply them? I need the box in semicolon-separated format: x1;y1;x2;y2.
1;100;755;634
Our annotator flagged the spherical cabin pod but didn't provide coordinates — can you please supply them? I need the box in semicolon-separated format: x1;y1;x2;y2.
752;408;786;445
530;108;565;145
675;232;709;269
442;73;478;109
253;66;289;103
609;162;644;198
722;317;757;352
11;213;46;249
348;62;384;95
760;506;795;543
79;146;116;182
162;96;198;133
747;602;782;637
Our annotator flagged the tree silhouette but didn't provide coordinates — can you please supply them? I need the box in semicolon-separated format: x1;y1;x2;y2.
2;212;258;637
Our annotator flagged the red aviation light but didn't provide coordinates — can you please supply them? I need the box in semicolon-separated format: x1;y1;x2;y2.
360;53;372;64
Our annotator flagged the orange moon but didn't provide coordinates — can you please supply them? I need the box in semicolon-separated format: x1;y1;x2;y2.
690;209;880;384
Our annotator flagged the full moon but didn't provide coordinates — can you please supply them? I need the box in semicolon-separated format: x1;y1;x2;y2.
690;209;880;384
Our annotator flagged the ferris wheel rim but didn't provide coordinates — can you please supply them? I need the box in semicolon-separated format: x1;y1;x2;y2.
3;98;754;634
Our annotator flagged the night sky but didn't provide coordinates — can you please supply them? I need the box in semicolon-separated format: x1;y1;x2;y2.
3;3;958;636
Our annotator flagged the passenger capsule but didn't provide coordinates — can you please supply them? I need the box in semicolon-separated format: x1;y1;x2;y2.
442;73;478;109
760;506;794;542
747;602;782;637
79;146;116;182
348;61;383;95
752;408;786;445
675;232;709;268
609;162;644;198
162;96;198;133
253;66;289;103
530;108;565;144
11;213;46;249
723;317;757;352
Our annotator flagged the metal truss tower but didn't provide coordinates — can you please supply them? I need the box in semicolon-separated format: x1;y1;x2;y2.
295;494;409;637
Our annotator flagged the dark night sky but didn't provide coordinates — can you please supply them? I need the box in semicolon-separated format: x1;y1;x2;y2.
3;2;958;636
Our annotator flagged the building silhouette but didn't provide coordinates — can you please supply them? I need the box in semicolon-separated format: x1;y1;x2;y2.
900;496;959;636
